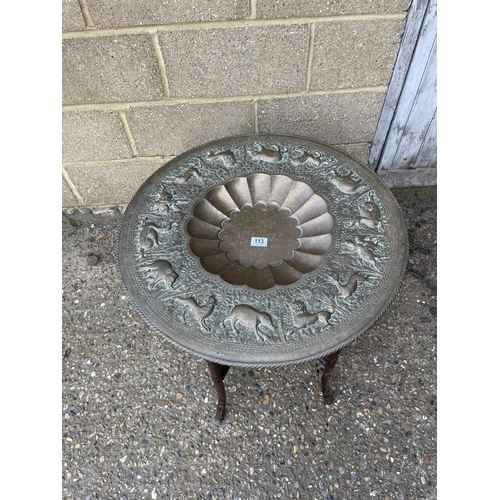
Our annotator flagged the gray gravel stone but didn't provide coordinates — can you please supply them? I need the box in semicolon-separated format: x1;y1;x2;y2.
62;186;437;499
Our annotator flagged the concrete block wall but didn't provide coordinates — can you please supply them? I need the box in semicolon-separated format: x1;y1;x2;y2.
62;0;410;208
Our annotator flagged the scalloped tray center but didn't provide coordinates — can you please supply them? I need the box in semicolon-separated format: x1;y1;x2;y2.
186;173;336;290
219;204;302;270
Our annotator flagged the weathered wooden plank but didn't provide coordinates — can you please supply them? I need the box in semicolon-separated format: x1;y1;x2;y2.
391;35;436;168
368;0;429;170
377;0;437;171
377;167;437;188
414;108;437;168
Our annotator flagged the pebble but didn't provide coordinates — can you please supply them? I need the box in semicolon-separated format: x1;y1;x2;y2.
86;255;99;266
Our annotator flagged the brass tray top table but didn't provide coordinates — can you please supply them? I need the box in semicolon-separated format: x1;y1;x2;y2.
119;134;408;422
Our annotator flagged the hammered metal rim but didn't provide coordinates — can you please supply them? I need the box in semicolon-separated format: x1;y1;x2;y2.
118;133;408;367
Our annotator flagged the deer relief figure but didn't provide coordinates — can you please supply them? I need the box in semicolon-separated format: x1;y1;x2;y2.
356;201;381;230
329;171;363;194
290;302;332;336
138;219;175;258
290;150;321;168
140;260;178;290
248;144;283;163
173;296;216;332
174;166;200;183
223;305;277;344
139;221;161;258
205;150;235;168
344;237;381;273
327;273;367;299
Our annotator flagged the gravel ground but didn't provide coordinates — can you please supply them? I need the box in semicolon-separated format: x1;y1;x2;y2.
62;186;437;500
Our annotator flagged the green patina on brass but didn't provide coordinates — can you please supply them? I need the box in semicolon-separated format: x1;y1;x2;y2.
119;134;408;367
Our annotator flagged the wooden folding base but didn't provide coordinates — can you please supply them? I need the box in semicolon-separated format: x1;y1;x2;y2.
206;349;342;423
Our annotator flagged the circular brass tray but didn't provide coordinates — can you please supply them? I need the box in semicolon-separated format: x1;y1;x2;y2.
119;134;407;367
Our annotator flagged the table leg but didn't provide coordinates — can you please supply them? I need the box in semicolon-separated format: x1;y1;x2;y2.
319;349;341;405
206;361;230;423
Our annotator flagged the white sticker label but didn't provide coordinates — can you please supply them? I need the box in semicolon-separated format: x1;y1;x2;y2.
251;237;268;247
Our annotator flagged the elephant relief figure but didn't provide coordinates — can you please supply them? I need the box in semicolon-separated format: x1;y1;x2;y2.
223;305;276;344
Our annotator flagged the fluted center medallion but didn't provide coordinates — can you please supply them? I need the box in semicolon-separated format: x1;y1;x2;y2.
186;173;336;290
220;204;301;269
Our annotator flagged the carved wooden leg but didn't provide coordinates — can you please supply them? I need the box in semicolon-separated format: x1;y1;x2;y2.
319;349;341;405
206;361;231;423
